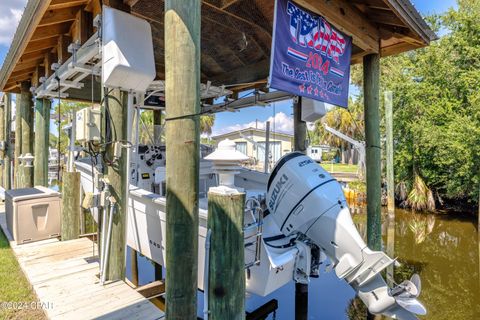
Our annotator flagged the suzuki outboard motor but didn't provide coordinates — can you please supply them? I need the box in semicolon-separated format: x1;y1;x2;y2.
266;153;426;319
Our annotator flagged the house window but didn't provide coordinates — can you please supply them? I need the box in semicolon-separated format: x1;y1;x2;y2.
235;142;247;156
257;141;281;163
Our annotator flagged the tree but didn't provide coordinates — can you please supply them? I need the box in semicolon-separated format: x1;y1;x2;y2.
380;0;480;207
312;97;364;164
138;110;215;144
199;114;215;135
51;100;91;154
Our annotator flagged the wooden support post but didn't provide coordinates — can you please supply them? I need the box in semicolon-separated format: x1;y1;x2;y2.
44;52;53;78
0;96;5;188
61;171;81;241
74;10;93;45
363;54;382;251
34;98;50;186
385;91;395;216
14;94;22;188
153;109;162;144
4;94;12;190
104;89;128;281
130;248;139;287
57;34;72;64
20;81;33;188
293;96;308;320
165;1;201;319
207;192;245;320
293;97;307;154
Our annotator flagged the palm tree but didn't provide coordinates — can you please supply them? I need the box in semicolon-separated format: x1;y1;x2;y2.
313;98;364;163
199;114;215;135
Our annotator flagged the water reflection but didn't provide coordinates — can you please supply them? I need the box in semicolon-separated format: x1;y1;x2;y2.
383;210;480;320
130;209;479;319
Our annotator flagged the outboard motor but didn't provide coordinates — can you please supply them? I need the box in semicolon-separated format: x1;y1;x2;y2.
266;152;426;320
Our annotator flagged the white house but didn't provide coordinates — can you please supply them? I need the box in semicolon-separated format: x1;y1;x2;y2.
211;127;293;172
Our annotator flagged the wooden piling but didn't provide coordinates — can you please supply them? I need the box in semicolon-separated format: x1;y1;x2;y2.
4;94;12;190
34;98;51;186
164;0;201;318
104;88;128;281
363;54;382;251
130;248;139;287
20;81;33;188
0;95;5;187
385;91;395;216
207;191;245;320
293;96;308;320
61;171;81;241
14;94;22;188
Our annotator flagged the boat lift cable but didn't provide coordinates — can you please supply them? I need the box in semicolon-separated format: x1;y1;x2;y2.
164;90;252;122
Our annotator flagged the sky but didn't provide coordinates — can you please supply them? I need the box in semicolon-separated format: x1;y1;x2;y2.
0;0;458;137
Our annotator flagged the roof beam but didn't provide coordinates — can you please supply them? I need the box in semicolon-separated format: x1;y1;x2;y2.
382;0;436;43
221;0;242;10
9;73;34;84
10;68;37;79
381;41;418;57
209;59;270;87
295;0;380;53
49;0;89;10
24;37;58;54
39;6;83;27
18;50;50;64
13;58;45;72
4;83;20;92
350;0;390;10
380;27;423;45
124;0;141;7
31;23;71;42
367;9;406;27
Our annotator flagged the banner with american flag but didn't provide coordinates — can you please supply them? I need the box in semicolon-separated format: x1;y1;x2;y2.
269;0;352;108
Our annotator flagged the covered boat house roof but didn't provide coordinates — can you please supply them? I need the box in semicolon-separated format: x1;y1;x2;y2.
0;0;436;96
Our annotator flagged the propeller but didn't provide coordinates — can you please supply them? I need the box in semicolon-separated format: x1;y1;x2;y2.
410;274;422;295
391;274;426;316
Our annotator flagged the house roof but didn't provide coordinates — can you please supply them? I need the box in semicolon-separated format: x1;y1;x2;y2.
0;0;437;94
212;127;293;140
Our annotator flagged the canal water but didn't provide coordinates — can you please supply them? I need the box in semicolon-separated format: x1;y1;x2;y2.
127;209;479;319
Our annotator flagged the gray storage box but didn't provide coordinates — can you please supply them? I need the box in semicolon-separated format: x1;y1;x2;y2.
5;186;61;245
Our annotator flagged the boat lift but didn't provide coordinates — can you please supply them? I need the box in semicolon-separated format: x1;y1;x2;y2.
323;124;366;178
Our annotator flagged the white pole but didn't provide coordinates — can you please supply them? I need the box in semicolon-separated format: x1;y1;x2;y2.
264;121;270;173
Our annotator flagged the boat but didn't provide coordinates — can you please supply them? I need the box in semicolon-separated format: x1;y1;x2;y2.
75;137;426;319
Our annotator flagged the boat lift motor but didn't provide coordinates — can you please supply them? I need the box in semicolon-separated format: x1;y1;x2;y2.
266;152;426;320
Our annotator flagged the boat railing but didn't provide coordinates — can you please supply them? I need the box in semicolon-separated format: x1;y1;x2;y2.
244;197;264;269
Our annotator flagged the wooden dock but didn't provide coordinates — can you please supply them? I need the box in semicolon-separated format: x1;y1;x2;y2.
0;210;165;320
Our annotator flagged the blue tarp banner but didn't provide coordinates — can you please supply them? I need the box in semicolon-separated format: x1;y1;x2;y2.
269;0;352;108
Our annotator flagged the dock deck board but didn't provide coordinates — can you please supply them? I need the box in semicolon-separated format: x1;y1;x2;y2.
0;211;165;320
